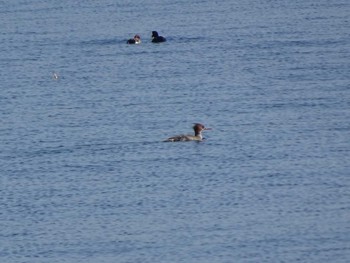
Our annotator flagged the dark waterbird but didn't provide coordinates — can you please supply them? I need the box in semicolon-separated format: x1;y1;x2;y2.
152;31;166;43
127;34;141;44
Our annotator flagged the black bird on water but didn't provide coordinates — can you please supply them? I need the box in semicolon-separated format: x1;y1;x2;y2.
151;31;166;43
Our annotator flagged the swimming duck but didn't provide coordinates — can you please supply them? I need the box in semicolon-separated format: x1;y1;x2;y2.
127;34;141;44
164;123;211;142
152;31;166;43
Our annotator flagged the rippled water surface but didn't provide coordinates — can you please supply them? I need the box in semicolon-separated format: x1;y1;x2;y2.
1;0;350;262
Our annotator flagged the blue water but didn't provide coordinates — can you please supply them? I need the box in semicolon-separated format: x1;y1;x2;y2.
1;0;350;262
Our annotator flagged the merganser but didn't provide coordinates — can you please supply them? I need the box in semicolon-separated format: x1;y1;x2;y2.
152;31;166;43
127;34;141;44
164;123;211;142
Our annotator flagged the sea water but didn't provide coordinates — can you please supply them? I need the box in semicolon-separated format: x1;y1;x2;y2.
1;0;350;262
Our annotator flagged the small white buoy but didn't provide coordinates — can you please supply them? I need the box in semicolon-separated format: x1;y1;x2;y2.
52;72;59;80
